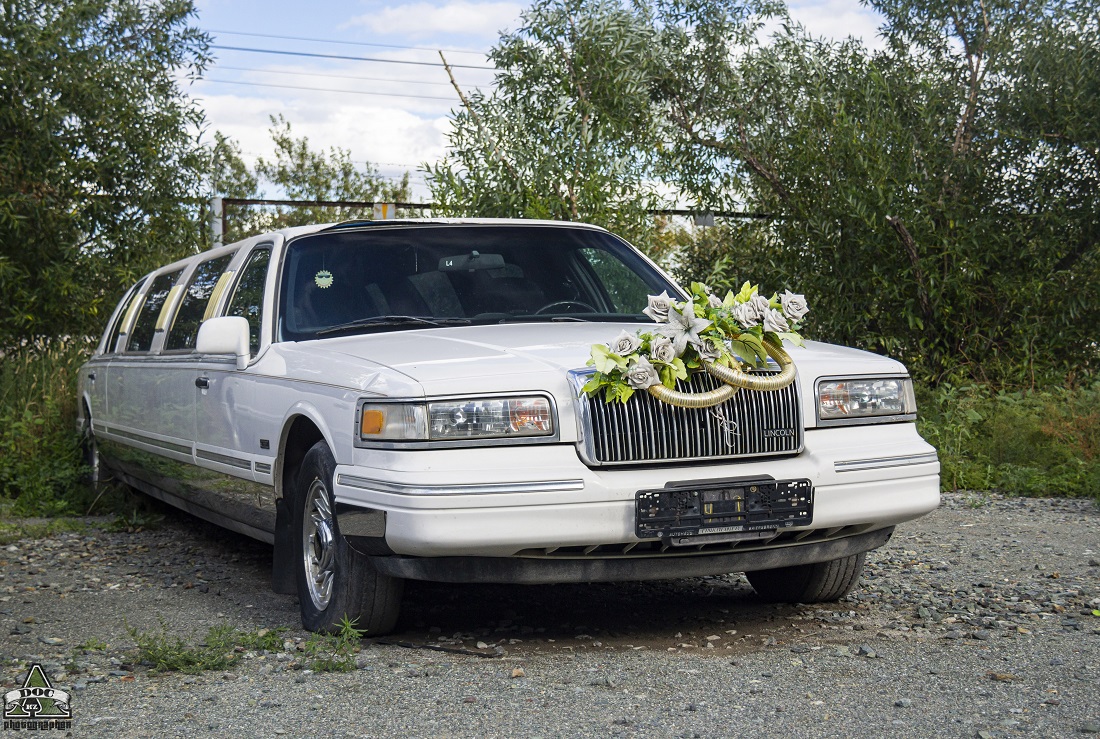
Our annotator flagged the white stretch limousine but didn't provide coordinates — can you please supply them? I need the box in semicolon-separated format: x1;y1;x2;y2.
78;220;939;633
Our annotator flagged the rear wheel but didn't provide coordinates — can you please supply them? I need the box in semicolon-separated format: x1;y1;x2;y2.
79;407;99;487
293;441;403;634
746;552;866;603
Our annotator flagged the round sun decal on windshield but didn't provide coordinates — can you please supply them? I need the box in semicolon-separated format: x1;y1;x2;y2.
314;270;334;289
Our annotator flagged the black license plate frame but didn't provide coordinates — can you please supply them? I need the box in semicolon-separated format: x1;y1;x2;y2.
635;479;813;544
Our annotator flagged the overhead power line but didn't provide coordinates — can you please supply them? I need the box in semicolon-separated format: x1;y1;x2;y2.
196;77;457;101
210;44;495;70
207;28;488;56
215;65;463;88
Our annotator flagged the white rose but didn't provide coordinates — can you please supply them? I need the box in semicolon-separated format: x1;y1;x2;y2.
697;336;723;362
707;293;723;309
749;293;771;318
624;355;661;389
763;308;790;334
643;292;673;323
649;335;676;364
780;290;809;322
731;301;760;328
609;330;642;356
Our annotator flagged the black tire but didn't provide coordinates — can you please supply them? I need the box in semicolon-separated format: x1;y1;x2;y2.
79;408;100;489
292;441;403;634
746;552;866;603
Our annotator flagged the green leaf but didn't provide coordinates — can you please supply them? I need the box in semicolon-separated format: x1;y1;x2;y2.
735;281;757;303
736;333;768;364
722;289;737;308
581;375;604;395
590;344;628;374
777;331;805;347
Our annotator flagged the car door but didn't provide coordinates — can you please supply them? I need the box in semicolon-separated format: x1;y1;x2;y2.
102;266;190;489
191;244;278;537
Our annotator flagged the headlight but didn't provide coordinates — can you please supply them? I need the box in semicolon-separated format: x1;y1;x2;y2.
816;377;916;425
358;396;554;443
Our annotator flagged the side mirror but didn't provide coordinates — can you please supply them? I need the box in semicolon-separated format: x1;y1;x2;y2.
197;316;250;370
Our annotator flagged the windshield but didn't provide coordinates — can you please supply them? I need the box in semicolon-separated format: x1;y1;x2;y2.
278;224;680;341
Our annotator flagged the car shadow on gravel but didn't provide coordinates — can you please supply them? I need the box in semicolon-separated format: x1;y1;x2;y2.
104;500;856;657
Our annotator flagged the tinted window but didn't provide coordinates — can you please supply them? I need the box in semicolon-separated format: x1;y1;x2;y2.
278;226;677;341
165;254;234;351
103;279;145;354
226;247;271;355
126;270;182;353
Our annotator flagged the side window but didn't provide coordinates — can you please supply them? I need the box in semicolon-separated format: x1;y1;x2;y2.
103;279;145;354
126;269;182;353
164;254;234;351
577;247;652;313
225;247;271;355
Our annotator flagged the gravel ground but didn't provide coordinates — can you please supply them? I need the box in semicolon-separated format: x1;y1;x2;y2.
0;492;1097;738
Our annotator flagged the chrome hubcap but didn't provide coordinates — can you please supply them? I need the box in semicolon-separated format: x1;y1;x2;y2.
302;479;336;610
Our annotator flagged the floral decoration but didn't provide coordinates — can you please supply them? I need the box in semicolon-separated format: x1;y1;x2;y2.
583;282;809;404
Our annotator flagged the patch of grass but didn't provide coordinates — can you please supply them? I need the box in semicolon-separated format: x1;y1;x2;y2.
0;340;95;517
303;616;364;672
918;381;1100;501
129;621;288;674
0;516;87;545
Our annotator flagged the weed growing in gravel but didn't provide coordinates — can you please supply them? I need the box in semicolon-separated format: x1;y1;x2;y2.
76;638;108;652
107;505;165;533
129;621;288;674
304;616;364;672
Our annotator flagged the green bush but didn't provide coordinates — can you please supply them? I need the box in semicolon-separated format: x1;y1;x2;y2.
918;382;1100;501
0;339;93;515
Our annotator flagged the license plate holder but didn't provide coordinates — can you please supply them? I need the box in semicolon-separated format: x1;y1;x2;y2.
635;479;813;545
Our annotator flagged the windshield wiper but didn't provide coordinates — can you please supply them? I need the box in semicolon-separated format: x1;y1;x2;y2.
316;315;470;336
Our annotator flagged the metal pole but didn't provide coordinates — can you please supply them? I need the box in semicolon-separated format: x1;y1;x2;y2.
210;196;224;247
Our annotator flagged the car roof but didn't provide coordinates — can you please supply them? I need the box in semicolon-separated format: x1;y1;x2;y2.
269;218;610;242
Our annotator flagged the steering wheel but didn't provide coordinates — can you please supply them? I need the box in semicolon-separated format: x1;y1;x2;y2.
534;300;598;315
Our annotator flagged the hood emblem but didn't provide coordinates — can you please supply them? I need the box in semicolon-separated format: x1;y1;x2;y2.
709;407;739;448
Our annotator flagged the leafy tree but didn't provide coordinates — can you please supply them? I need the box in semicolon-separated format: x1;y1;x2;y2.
447;0;1097;384
207;116;412;244
428;0;670;258
652;0;1100;384
0;0;211;347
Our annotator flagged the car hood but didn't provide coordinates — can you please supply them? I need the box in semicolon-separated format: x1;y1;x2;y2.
265;322;907;399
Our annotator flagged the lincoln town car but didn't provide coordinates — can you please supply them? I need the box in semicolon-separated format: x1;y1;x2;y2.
78;220;939;633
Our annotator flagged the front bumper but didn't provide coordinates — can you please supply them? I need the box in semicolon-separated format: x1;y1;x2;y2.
333;422;939;560
369;526;895;584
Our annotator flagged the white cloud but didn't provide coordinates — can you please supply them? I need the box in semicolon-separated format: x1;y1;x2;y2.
194;84;452;199
347;1;522;41
787;0;886;49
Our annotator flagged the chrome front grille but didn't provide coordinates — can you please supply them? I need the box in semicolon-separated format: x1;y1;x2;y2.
572;369;803;466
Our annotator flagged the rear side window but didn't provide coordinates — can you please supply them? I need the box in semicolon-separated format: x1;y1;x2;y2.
126;269;182;353
103;279;145;354
164;254;234;351
226;247;271;355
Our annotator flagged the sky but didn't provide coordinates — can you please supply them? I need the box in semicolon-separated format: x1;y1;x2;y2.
190;0;887;200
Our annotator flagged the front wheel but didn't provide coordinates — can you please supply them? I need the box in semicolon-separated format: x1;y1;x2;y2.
746;552;866;603
293;441;403;634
